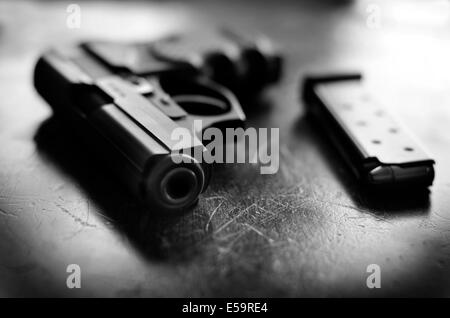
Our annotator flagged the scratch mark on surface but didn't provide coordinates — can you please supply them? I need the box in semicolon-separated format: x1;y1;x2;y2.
273;195;393;224
256;205;277;216
317;200;393;224
205;201;224;232
223;229;249;251
213;203;256;235
0;206;18;218
242;223;274;243
287;237;301;247
54;203;97;228
268;198;299;214
214;230;246;242
268;198;291;209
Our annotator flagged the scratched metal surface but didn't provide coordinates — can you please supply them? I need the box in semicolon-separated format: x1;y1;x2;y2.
1;0;450;297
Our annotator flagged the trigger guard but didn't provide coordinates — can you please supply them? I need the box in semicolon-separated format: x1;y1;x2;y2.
155;76;246;132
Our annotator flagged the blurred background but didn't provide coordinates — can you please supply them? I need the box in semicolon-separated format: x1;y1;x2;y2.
0;0;450;297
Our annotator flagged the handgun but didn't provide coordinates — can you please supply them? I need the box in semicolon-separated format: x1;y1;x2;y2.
33;29;281;214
